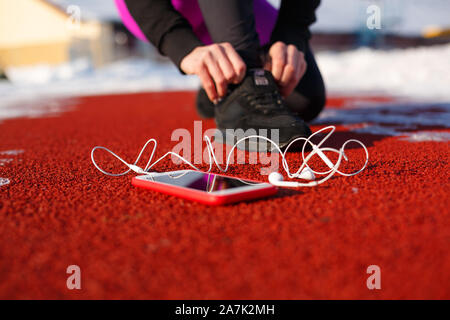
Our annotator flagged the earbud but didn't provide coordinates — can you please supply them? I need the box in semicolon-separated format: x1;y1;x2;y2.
269;172;297;187
296;167;315;180
128;164;146;174
269;171;318;187
268;172;284;184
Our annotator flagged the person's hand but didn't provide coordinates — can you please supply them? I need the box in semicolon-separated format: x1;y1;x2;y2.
180;42;246;103
264;41;307;98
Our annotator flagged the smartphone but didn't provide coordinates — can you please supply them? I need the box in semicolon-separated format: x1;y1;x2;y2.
131;170;277;205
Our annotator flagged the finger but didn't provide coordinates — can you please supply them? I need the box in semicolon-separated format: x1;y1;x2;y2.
294;50;304;81
222;42;246;83
293;57;302;86
280;45;299;87
198;64;218;102
299;54;307;80
263;56;272;72
280;80;297;98
204;52;227;98
280;66;298;98
270;42;286;81
212;44;237;83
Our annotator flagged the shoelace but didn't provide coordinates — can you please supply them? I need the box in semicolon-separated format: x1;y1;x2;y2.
244;91;284;114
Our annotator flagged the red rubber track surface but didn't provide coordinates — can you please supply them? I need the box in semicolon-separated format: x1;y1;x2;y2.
0;91;449;299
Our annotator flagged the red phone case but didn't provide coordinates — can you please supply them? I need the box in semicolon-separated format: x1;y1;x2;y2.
131;172;277;205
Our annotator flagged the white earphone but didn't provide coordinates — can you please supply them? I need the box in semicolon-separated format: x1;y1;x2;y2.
268;170;318;187
91;126;369;188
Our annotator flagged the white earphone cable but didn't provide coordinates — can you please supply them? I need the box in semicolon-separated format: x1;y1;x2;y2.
90;126;369;187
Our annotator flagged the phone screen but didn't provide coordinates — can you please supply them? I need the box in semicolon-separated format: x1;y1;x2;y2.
151;171;261;193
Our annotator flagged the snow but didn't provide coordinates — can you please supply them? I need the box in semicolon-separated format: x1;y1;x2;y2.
315;100;450;141
0;94;78;122
0;150;24;188
2;43;450;121
0;159;14;166
401;131;450;142
0;58;199;121
316;102;450;128
316;44;450;101
0;178;10;187
0;150;24;156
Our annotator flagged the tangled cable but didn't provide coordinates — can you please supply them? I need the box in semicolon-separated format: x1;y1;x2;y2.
91;126;369;188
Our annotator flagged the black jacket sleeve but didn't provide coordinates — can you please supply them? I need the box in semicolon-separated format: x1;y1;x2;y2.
270;0;321;53
124;0;203;68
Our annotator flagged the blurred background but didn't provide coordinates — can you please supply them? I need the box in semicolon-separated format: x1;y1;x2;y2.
0;0;449;119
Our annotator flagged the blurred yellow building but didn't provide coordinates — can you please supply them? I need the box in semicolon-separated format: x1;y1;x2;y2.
0;0;114;70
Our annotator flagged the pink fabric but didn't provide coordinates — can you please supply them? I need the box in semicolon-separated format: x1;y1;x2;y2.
114;0;148;42
114;0;278;45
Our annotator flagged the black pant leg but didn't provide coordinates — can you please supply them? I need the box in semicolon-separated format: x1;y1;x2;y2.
197;0;262;68
284;43;326;122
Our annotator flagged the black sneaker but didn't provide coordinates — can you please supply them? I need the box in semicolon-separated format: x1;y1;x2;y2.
213;69;312;152
196;88;215;119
